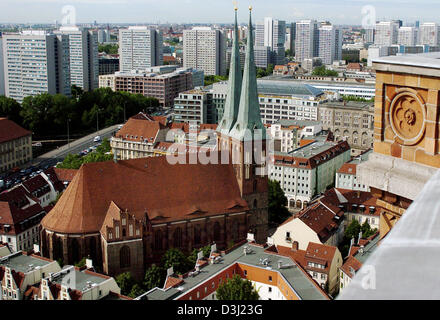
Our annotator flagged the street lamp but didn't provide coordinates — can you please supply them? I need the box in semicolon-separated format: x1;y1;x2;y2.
67;118;71;149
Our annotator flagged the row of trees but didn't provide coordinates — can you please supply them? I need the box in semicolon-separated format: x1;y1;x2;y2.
115;245;259;299
56;138;113;169
0;86;161;139
115;245;216;297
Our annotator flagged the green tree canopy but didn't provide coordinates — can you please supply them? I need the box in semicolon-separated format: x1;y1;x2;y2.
128;284;146;298
312;65;338;77
345;219;361;240
143;264;166;291
0;96;22;124
98;43;119;54
161;248;193;275
115;272;137;296
268;180;291;226
216;274;259;300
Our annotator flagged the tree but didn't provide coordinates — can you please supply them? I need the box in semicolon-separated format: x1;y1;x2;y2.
312;65;338;77
0;96;22;124
128;284;146;298
75;257;87;268
361;220;377;238
345;219;361;240
98;43;119;54
143;264;166;291
268;180;291;226
161;248;193;275
216;275;259;300
115;272;137;296
56;154;84;170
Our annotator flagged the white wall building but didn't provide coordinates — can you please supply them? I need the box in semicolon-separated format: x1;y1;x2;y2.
295;20;317;63
419;22;439;46
318;25;341;65
374;21;399;46
119;26;163;72
2;31;71;103
56;26;99;91
0;34;4;96
183;27;226;76
398;27;418;46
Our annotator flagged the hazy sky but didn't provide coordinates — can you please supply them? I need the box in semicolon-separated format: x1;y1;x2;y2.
1;0;439;25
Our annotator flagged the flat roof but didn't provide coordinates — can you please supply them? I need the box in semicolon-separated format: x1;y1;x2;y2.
275;119;322;127
354;234;380;265
0;253;52;273
260;75;376;88
320;100;374;110
142;242;327;300
51;266;108;292
373;52;440;70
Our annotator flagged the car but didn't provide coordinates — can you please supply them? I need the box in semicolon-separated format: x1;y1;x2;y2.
117;124;123;130
93;136;101;142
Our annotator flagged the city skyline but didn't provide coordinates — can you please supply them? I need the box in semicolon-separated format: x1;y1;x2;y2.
1;0;440;25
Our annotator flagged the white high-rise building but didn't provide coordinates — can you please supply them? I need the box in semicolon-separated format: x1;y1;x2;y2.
119;26;163;72
419;23;439;46
295;20;317;63
2;31;71;103
56;26;99;91
0;34;4;96
317;24;341;65
398;27;418;46
375;21;399;46
183;27;226;76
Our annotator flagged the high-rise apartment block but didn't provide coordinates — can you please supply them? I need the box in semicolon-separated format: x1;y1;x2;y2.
318;24;342;65
183;27;226;76
418;22;439;46
119;26;163;72
0;33;4;96
55;26;99;91
2;31;71;103
255;17;286;66
374;21;399;46
295;20;317;63
398;27;418;46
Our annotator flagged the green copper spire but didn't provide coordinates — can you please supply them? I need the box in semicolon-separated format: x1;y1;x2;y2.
217;8;242;136
229;7;265;142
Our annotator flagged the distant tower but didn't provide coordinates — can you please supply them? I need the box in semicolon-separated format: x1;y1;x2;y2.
217;6;268;243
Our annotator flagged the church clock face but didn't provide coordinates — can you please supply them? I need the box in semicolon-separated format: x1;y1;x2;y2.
389;91;426;146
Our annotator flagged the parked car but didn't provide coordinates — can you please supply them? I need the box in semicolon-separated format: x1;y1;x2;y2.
93;136;102;142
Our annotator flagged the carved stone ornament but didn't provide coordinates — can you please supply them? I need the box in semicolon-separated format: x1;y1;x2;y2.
389;91;426;145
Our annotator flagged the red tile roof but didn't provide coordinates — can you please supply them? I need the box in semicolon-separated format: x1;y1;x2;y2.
41;154;248;234
297;202;344;243
0;118;31;144
116;116;166;143
337;163;357;175
52;168;78;183
340;256;362;279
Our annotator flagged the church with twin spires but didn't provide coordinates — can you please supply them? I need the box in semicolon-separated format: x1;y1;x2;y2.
39;8;269;281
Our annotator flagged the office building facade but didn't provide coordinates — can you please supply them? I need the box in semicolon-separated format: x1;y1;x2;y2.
2;31;71;103
183;27;226;76
119;26;163;72
56;26;99;91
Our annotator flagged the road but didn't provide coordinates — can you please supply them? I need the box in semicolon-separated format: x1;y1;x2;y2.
32;124;122;168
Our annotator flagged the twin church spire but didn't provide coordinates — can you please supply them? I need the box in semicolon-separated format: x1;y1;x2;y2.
217;7;265;141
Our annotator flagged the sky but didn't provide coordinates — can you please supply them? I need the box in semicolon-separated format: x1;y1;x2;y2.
1;0;439;25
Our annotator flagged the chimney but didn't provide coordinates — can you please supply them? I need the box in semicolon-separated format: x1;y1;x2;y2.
86;258;93;270
292;241;299;252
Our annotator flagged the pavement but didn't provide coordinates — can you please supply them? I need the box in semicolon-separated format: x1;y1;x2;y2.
32;124;122;168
